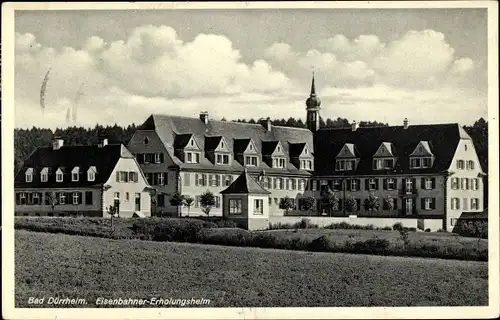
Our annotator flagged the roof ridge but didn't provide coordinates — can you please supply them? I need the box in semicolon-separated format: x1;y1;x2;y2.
318;122;460;131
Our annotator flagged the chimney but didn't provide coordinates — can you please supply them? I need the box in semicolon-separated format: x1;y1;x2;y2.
52;137;64;150
403;118;409;129
200;111;209;124
351;120;359;131
266;117;272;131
98;137;108;148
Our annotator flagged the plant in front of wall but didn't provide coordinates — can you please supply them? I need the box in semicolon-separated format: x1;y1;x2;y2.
345;196;358;213
183;196;194;217
279;196;295;215
199;190;216;218
169;192;185;216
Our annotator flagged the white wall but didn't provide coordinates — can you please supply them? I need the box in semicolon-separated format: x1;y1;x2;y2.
268;216;423;229
103;157;151;217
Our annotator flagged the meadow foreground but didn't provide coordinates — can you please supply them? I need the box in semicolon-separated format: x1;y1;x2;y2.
15;230;488;307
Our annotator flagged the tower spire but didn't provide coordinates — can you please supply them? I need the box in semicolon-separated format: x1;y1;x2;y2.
310;71;316;96
305;71;321;132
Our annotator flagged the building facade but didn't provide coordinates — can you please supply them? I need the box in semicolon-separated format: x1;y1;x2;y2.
126;75;485;231
14;138;153;217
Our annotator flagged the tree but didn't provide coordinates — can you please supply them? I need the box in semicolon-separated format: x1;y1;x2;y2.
345;196;358;213
301;196;316;211
199;191;216;217
384;196;395;211
279;196;295;214
46;192;59;215
169;192;185;215
183;195;194;217
106;204;118;229
320;187;339;215
363;192;380;211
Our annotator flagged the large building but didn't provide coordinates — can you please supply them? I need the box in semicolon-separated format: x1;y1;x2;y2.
126;76;486;231
14;137;153;217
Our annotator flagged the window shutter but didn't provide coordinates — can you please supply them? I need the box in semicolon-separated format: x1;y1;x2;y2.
346;180;351;191
15;193;20;205
116;172;120;182
432;198;436;209
383;179;387;190
412;178;416;190
357;179;361;190
356;199;360;211
195;174;199;186
432;178;436;189
160;153;164;163
338;199;343;210
421;199;425;210
78;192;83;204
420;178;425;189
203;174;207;186
365;179;369;190
375;179;379;190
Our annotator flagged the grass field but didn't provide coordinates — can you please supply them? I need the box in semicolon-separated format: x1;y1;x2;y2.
15;230;488;307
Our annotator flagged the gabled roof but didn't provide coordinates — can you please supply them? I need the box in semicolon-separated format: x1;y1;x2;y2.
410;141;433;156
220;170;271;195
336;143;359;158
140;114;313;175
314;123;465;175
373;142;396;157
15;144;131;188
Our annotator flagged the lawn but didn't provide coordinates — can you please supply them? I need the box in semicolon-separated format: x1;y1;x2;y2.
15;230;488;307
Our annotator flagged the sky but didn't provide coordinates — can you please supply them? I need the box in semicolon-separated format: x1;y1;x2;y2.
14;8;488;129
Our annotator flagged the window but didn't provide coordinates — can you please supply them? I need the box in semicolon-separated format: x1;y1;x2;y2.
368;178;377;190
424;198;432;210
59;193;66;205
144;153;151;163
466;160;475;170
56;171;63;182
463;198;468;210
464;145;468;151
450;218;457;226
471;198;479;210
373;159;383;170
386;178;395;190
457;160;465;170
253;199;263;214
183;173;191;186
33;193;40;205
157;194;165;207
41;173;48;182
279;158;286;168
287;179;295;190
307;160;312;170
87;171;95;181
245;156;258;167
114;192;120;200
143;137;149;145
422;158;432;168
154;153;162;163
472;178;479;190
410;158;421;168
277;146;281;153
216;154;230;165
18;193;27;205
190;139;194;147
336;159;357;171
186;152;200;164
224;175;232;187
215;196;221;209
209;174;219;187
229;199;242;214
299;179;305;191
461;178;469;190
25;171;33;182
405;178;413;193
424;178;433;190
249;144;253;151
73;192;80;205
125;192;130;202
275;178;282;190
451;197;460;210
350;179;358;191
332;179;341;191
85;191;93;205
72;172;79;182
195;173;206;187
220;142;224;149
451;177;459;190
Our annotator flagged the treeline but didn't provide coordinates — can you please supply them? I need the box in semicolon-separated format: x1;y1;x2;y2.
14;117;488;178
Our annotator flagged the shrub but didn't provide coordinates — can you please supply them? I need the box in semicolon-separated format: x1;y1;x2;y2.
352;238;390;254
393;222;404;231
407;227;417;232
268;222;294;230
381;226;392;231
453;221;488;239
292;218;318;229
307;236;332;252
425;228;431;232
437;228;447;233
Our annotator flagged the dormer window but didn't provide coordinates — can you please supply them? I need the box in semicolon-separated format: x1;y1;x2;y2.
25;168;33;182
87;166;96;181
56;168;64;182
410;157;433;169
190;140;195;147
71;167;80;182
410;141;434;169
186;152;200;164
373;158;395;170
41;167;49;182
143;137;149;145
249;144;253;151
272;157;286;168
216;154;230;165
336;159;357;171
245;156;258;167
300;160;313;170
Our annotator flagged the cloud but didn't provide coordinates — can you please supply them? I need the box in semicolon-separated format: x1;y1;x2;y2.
14;26;487;130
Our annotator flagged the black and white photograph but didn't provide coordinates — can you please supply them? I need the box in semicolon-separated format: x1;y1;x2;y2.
2;2;498;319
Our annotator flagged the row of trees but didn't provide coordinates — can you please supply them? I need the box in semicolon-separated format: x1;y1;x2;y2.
167;191;215;217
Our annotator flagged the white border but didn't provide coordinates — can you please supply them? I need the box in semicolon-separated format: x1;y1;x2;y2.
2;2;499;319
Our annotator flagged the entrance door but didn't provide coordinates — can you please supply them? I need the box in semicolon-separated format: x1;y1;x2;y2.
135;193;141;211
113;199;120;216
405;198;413;215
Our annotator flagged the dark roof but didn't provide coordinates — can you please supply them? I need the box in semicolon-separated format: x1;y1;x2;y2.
220;170;271;195
233;139;252;154
261;141;279;156
458;210;488;220
139;114;313;175
288;143;306;158
314;123;469;176
173;134;193;149
15;144;133;188
204;136;223;152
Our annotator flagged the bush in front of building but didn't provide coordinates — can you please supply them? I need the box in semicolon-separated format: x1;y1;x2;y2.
453;221;488;239
392;222;404;231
